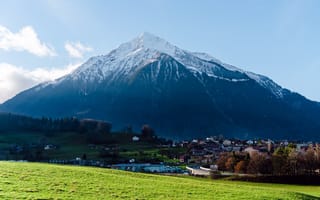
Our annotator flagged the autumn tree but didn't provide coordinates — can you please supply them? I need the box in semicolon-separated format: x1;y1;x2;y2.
272;146;294;175
303;146;318;175
247;152;272;174
234;160;248;173
216;152;229;171
225;157;237;172
287;150;299;175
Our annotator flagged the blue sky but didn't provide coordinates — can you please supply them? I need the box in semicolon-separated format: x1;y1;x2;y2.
0;0;320;102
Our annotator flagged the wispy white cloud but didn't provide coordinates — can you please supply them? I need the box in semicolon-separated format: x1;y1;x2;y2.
0;25;56;57
65;41;93;58
0;63;80;103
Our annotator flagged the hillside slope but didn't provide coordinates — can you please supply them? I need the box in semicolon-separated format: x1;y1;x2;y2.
0;162;319;199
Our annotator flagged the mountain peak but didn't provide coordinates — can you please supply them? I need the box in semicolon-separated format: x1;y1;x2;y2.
71;33;284;98
138;32;161;42
131;32;177;55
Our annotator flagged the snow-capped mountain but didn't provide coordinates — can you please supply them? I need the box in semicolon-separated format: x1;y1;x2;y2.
67;32;283;96
1;33;320;140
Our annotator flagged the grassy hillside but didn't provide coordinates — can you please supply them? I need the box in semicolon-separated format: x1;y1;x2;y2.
0;131;98;160
0;162;319;199
0;131;176;163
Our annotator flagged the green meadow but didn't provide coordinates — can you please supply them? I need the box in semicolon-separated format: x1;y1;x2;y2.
0;162;319;199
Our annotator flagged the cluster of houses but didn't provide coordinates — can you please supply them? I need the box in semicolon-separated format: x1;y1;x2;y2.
178;137;319;176
178;137;317;165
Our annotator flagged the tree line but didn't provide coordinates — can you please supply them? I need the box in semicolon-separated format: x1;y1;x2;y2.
0;112;111;134
216;145;320;176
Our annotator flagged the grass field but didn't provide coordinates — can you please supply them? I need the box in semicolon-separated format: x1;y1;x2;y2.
0;162;319;199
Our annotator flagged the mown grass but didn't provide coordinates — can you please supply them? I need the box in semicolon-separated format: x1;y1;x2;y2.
0;162;319;199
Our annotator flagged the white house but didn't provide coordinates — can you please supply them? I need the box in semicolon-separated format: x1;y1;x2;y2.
132;136;140;142
44;144;55;150
246;140;254;145
244;147;259;157
223;140;232;146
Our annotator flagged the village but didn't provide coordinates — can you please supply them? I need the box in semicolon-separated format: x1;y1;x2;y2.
40;134;320;178
2;118;319;178
175;136;319;176
1;116;318;178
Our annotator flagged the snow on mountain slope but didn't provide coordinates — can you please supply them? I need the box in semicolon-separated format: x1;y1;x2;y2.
190;52;285;97
40;32;284;97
